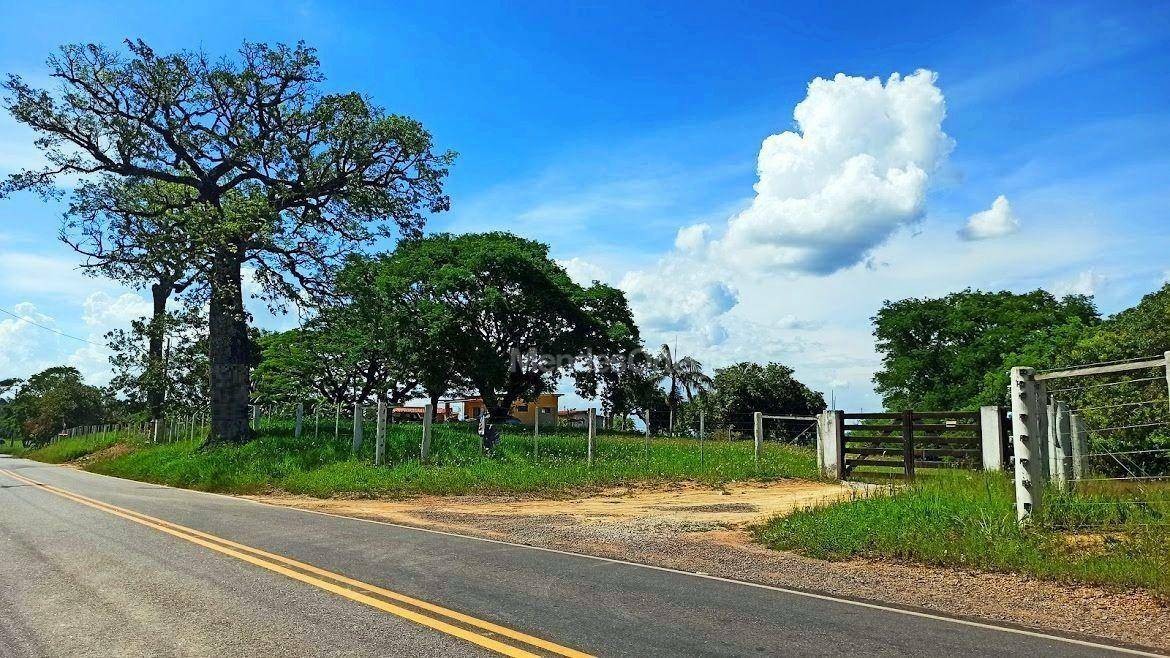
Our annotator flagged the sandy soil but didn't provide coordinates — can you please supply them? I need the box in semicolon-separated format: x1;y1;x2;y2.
247;480;1170;651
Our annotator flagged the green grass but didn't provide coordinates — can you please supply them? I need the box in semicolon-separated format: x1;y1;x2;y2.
32;422;818;497
20;432;123;463
0;437;28;456
755;470;1170;595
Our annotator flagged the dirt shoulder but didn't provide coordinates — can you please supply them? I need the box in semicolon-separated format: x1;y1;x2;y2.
246;479;1170;651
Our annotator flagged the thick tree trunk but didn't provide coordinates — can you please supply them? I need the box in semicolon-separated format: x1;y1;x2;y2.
488;393;520;423
206;248;253;444
146;281;169;422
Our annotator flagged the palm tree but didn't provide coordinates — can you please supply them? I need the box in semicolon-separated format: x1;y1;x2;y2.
656;344;680;432
676;356;712;402
656;346;711;433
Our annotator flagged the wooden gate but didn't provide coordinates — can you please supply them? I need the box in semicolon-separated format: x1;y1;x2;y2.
838;410;984;478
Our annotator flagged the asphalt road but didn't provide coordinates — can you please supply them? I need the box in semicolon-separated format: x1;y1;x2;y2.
0;456;1158;657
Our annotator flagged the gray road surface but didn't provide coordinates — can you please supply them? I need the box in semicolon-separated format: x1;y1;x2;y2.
0;457;1157;657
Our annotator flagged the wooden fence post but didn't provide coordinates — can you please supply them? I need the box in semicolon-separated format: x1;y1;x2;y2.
352;403;363;451
902;409;915;479
375;400;386;466
753;411;763;467
587;408;596;467
421;403;433;462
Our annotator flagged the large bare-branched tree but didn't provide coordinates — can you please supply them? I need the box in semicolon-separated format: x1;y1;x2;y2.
2;40;454;443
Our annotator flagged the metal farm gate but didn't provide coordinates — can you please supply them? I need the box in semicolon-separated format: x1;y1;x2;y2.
837;410;995;478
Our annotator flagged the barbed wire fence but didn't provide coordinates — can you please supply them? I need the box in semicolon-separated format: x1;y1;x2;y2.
47;400;824;477
1015;353;1170;530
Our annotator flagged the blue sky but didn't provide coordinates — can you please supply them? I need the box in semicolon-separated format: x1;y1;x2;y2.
2;1;1169;411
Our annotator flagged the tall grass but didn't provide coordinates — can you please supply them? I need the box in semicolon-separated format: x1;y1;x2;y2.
39;422;818;497
755;470;1170;594
21;431;124;463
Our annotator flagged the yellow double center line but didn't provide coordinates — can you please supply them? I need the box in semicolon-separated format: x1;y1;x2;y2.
0;469;591;658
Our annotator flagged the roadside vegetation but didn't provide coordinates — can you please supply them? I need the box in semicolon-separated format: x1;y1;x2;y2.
756;470;1170;595
21;432;123;464
30;424;818;497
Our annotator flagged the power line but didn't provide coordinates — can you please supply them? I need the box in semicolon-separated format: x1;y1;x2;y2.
0;306;109;351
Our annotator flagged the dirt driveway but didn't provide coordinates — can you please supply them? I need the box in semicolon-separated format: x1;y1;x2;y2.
248;480;1170;651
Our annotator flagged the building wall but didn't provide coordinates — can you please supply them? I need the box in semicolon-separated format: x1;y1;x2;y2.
464;394;559;427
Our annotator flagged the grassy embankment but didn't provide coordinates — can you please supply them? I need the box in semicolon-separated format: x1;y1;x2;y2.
20;422;818;497
755;469;1170;594
19;431;123;463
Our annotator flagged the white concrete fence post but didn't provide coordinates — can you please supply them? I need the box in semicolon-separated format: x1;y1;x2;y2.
587;408;596;467
533;404;540;459
643;408;651;460
1164;351;1170;414
979;406;1004;471
1046;402;1059;484
1053;400;1073;492
816;411;843;480
375;400;387;466
1010;367;1048;522
753;411;763;468
294;402;304;439
699;410;705;467
421;403;433;462
352;403;363;451
1070;412;1087;483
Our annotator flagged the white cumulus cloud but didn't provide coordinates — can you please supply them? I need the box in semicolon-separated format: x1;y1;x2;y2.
959;195;1020;240
0;303;58;377
557;257;610;286
674;223;711;253
1054;269;1107;297
618;70;953;356
82;291;152;329
718;70;953;274
620;256;738;345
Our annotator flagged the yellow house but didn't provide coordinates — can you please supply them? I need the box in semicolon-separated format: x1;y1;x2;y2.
459;394;561;427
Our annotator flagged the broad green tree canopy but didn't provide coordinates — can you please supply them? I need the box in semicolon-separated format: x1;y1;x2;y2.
873;288;1099;411
4;367;107;441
